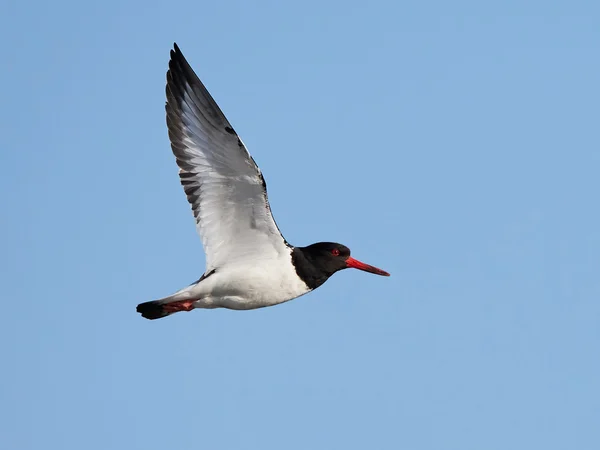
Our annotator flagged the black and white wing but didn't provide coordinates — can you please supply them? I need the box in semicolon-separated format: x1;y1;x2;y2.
165;44;289;271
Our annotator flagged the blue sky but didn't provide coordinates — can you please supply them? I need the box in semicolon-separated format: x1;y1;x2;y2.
2;0;599;448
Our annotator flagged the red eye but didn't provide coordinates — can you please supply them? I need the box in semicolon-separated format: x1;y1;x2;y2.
332;248;340;256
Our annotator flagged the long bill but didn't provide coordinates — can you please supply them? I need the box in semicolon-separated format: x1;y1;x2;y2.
346;257;390;276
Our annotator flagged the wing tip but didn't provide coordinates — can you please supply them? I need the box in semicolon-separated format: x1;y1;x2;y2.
171;42;182;61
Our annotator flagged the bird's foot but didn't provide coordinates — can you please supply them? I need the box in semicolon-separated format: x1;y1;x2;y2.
163;300;195;313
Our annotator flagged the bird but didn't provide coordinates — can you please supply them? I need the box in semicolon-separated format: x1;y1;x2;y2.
136;43;390;320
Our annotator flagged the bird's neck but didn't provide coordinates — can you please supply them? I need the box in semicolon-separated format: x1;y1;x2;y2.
290;246;332;291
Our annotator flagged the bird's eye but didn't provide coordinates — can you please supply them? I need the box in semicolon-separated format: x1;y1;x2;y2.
332;248;340;256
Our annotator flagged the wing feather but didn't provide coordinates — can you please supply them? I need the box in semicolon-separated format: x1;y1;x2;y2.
165;44;289;270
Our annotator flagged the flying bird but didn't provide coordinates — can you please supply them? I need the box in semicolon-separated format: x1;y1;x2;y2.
136;44;389;320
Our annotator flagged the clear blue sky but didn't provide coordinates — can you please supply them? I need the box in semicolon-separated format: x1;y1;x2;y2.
2;0;599;449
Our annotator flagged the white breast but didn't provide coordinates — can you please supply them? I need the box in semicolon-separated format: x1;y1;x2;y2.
187;249;311;310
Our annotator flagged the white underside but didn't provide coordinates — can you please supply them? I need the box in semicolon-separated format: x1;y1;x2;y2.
161;249;311;310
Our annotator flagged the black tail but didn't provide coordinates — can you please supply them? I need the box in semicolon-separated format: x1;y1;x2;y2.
136;300;171;320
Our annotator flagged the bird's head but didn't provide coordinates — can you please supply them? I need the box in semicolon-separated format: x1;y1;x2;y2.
302;242;390;277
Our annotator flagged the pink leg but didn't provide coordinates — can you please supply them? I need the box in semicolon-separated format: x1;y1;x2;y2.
162;300;195;313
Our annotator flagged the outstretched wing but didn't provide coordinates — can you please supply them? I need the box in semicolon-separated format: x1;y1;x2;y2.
165;44;289;270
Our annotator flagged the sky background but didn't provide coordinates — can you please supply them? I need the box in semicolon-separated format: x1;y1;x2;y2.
2;0;599;449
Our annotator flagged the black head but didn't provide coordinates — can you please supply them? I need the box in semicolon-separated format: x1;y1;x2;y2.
291;242;390;290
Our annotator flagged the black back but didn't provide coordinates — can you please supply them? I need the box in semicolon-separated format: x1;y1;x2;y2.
291;242;351;290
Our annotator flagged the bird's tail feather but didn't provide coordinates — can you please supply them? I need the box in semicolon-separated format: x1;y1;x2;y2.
136;297;198;320
136;299;173;320
136;287;198;320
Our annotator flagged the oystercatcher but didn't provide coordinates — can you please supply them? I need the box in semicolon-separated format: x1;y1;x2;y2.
137;44;389;320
